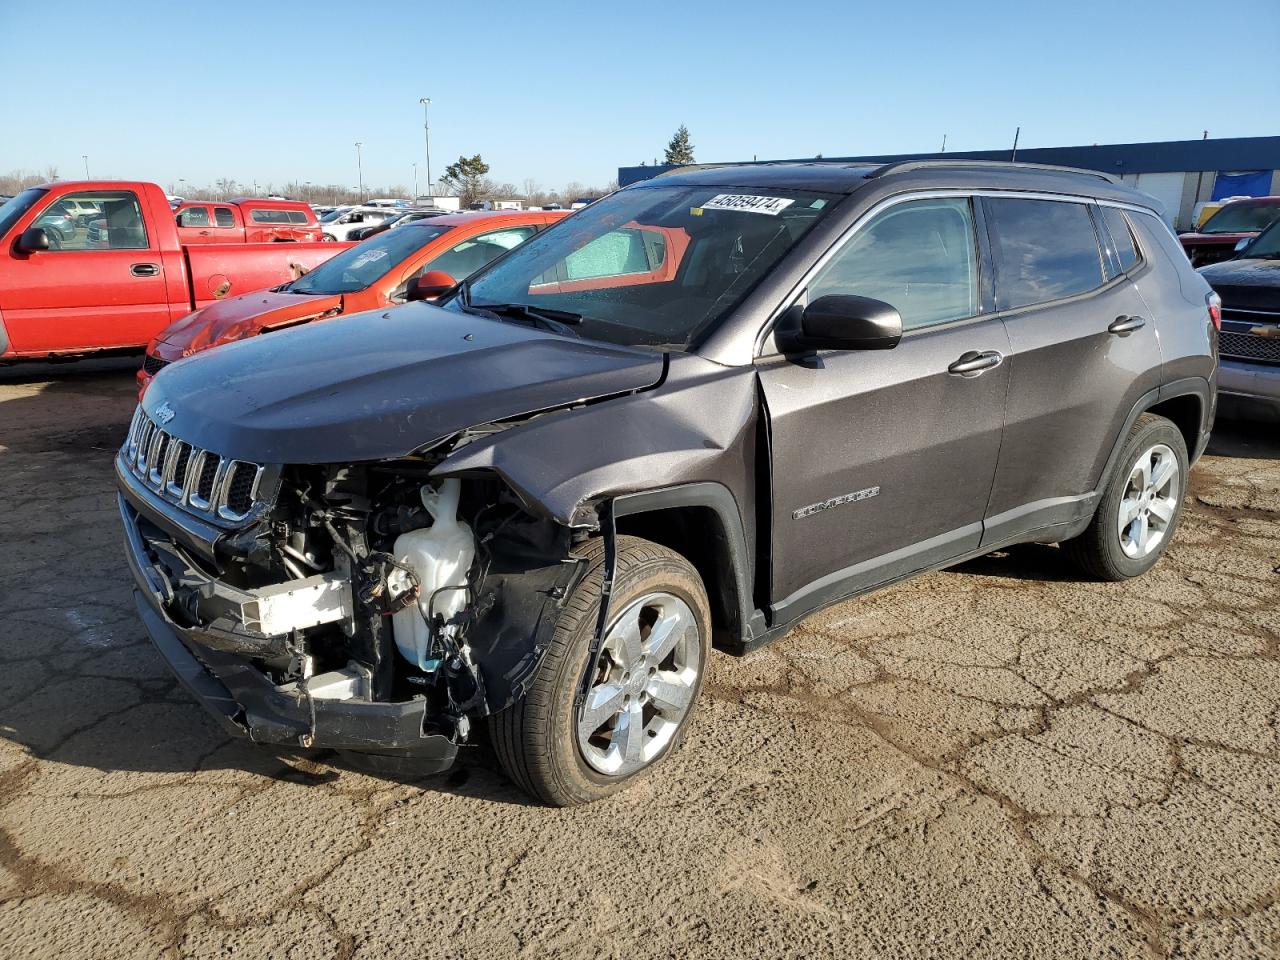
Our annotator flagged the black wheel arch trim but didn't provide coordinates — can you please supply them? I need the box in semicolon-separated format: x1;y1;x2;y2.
1095;378;1211;495
610;481;758;649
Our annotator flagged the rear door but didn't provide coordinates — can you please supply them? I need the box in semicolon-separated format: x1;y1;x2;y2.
757;196;1010;619
0;188;175;352
980;196;1161;543
210;205;241;243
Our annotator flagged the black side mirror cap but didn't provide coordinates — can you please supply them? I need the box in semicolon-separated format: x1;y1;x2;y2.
778;294;903;352
17;226;51;253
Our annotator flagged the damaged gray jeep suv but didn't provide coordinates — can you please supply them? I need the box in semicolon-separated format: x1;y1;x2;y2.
118;160;1217;805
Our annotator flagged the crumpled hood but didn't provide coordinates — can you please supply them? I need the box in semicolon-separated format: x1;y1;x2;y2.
143;302;665;464
1199;257;1280;312
154;290;343;358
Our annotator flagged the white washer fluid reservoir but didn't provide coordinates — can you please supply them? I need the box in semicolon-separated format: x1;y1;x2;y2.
389;479;476;670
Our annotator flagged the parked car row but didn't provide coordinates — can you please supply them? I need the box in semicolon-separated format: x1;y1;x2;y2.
114;160;1219;806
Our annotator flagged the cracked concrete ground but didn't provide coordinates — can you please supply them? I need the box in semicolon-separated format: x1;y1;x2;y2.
1;359;1277;959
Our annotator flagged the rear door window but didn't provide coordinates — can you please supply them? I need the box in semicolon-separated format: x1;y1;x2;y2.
213;207;235;228
984;198;1105;310
807;197;979;330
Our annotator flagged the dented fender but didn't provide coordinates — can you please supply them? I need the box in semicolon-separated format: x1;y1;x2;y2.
431;353;761;532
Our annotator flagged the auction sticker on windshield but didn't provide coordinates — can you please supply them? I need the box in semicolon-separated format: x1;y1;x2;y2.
701;194;795;216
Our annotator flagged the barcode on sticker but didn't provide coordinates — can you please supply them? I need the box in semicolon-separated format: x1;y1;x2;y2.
701;194;794;216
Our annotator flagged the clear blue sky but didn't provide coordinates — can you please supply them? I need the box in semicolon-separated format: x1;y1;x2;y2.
2;0;1275;193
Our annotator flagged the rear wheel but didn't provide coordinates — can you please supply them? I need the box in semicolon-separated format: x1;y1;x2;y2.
1063;413;1188;580
490;536;711;806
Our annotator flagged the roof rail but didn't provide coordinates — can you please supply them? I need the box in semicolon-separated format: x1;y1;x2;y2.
868;159;1119;184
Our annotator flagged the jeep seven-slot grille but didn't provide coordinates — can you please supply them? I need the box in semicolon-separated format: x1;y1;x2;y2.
122;406;268;523
1219;330;1280;366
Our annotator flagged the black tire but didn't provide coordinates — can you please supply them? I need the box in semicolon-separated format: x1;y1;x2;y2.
490;535;711;806
1062;413;1188;581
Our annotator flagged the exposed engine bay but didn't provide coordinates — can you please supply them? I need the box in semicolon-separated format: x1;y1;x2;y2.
134;456;586;752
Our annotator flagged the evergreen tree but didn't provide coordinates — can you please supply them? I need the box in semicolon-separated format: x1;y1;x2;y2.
663;125;695;166
440;155;492;207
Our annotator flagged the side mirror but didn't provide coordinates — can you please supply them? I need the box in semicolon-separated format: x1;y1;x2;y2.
778;295;903;352
17;226;51;253
406;269;456;302
1233;237;1252;254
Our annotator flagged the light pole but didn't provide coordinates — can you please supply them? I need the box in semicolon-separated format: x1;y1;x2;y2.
354;142;364;202
304;181;312;203
82;155;90;178
412;162;418;199
418;98;432;195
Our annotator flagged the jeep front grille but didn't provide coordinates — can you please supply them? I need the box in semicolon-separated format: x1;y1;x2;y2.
1219;329;1280;366
123;406;270;523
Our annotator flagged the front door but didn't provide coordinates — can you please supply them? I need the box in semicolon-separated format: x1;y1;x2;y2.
758;196;1009;621
175;205;215;244
0;188;174;352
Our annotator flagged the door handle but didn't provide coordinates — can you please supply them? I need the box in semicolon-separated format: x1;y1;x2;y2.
948;350;1004;377
1108;315;1146;335
198;230;210;236
130;263;160;277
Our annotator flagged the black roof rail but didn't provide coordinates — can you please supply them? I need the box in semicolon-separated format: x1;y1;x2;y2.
867;159;1119;184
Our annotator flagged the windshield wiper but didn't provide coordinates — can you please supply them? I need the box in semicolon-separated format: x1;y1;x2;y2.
470;301;584;337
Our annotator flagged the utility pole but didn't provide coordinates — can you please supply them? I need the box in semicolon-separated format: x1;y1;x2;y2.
355;142;364;202
418;98;432;195
940;133;947;153
1010;126;1020;161
82;155;90;178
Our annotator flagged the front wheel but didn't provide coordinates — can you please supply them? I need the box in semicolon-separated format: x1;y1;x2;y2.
1062;413;1188;580
490;536;711;806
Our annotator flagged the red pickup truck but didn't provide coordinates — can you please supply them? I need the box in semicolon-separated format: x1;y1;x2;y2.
0;181;349;358
174;198;323;244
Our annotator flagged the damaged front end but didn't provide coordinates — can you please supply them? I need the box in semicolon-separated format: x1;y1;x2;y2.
117;406;587;772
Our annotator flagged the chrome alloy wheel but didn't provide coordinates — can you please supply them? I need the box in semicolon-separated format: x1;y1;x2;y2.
576;592;702;776
1117;443;1180;560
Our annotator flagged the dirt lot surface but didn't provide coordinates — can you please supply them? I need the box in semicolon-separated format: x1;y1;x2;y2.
1;361;1277;959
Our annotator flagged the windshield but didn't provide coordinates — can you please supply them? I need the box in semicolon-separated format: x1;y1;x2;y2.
1201;201;1280;235
1241;220;1280;259
0;188;47;240
451;184;839;348
320;207;350;223
289;224;452;294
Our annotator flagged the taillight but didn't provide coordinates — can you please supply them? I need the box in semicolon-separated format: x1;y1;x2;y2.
1207;292;1222;331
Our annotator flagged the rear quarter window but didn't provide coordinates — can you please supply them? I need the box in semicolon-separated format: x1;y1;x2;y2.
985;198;1105;310
1100;206;1142;274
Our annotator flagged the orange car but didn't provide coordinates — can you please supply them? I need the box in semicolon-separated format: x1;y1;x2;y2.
139;210;567;391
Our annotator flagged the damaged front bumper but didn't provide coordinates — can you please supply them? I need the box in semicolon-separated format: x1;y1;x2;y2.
119;492;459;771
